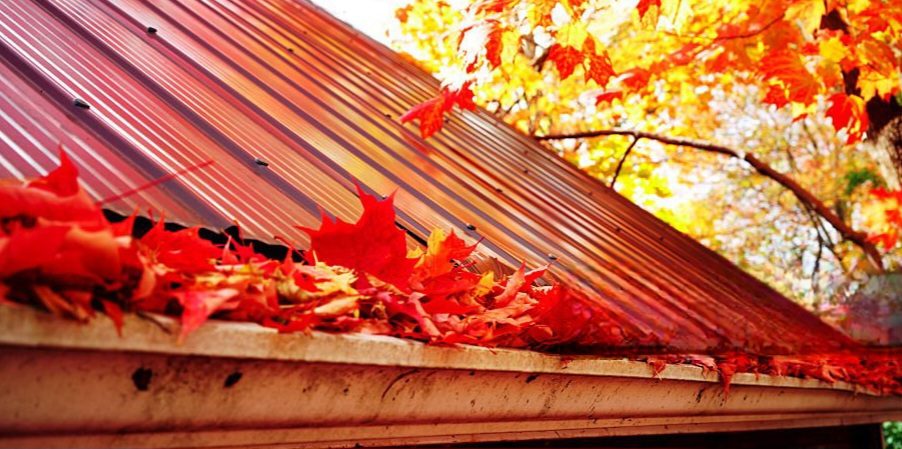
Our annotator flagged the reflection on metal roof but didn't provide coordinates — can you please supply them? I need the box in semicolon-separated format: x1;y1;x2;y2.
0;0;851;353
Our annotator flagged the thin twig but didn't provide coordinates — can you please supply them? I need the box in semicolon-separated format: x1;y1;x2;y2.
610;137;639;189
715;13;785;41
801;202;826;288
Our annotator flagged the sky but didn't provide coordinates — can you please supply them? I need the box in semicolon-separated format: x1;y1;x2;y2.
311;0;407;45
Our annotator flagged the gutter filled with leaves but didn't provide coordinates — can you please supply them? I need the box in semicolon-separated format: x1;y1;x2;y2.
1;151;900;396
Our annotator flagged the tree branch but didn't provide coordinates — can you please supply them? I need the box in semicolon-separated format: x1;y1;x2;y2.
715;13;785;41
610;137;639;189
536;129;885;270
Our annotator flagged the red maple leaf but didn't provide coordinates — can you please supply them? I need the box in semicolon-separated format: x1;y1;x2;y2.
763;84;789;108
0;150;103;224
616;67;651;91
583;38;616;87
452;81;477;111
826;93;869;143
400;96;446;139
412;230;477;282
530;285;628;347
485;26;504;68
175;288;240;342
413;230;481;308
595;90;624;105
421;289;479;314
0;149;125;281
139;220;220;273
759;50;819;104
867;188;902;248
401;82;476;139
636;0;661;19
299;186;418;291
471;0;511;14
0;224;70;278
547;44;583;80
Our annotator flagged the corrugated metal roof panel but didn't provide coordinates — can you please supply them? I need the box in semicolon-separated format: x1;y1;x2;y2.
0;0;852;354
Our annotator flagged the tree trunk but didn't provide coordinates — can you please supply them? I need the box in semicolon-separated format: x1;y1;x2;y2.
868;97;902;189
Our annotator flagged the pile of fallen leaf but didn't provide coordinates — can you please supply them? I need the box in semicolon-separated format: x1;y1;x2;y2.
1;153;900;395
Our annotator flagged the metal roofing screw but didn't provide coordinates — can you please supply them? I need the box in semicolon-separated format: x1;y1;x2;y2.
547;254;558;261
522;168;529;174
146;26;157;34
254;157;269;167
494;187;502;193
465;223;476;231
73;98;90;109
287;47;294;53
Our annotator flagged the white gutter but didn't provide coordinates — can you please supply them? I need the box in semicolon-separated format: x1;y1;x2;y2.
0;306;899;448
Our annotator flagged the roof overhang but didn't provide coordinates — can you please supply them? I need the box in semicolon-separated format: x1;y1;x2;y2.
0;306;899;448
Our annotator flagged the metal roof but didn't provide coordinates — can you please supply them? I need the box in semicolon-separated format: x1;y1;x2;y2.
0;0;852;354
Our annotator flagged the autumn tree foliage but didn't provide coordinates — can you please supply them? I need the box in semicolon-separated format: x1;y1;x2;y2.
392;0;902;306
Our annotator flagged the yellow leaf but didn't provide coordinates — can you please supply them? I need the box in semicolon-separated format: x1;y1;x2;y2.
474;271;495;297
279;263;358;302
556;22;589;49
818;36;847;64
786;0;826;35
858;71;899;100
314;296;361;317
847;0;869;14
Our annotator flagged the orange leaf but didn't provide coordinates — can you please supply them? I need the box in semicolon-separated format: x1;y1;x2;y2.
762;84;789;108
485;26;504;68
494;263;546;307
759;50;819;104
595;90;624;105
140;220;220;273
636;0;661;19
547;44;583;79
452;82;477;111
583;38;616;87
400;96;447;139
395;5;412;23
413;230;477;281
472;0;512;14
826;93;869;143
401;83;475;139
617;67;651;91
